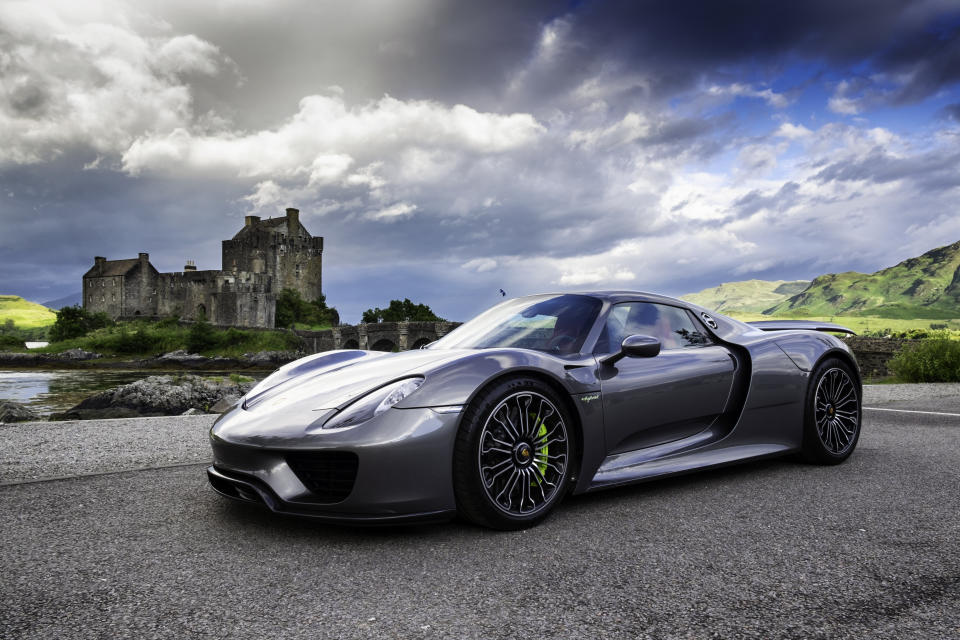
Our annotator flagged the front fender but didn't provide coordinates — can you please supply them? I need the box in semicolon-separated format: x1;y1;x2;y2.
395;349;601;409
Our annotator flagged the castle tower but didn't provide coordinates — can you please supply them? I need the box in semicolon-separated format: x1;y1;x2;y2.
221;206;323;301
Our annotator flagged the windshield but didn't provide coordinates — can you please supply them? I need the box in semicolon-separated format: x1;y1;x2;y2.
430;294;602;354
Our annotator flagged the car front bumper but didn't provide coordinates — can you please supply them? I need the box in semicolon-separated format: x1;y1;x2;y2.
208;406;462;523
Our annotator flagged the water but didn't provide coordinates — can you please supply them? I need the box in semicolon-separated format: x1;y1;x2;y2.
0;369;266;418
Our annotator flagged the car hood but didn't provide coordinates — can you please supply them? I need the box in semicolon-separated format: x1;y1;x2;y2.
241;348;471;413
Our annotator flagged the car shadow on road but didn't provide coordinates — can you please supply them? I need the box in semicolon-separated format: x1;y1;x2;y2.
208;454;825;540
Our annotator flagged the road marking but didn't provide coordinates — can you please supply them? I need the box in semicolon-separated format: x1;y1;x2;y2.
864;407;960;417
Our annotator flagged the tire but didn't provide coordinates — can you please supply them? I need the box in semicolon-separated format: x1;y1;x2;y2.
801;357;862;465
453;376;576;530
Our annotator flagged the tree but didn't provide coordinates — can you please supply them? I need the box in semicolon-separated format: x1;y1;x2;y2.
362;298;443;323
186;316;218;353
275;289;339;328
48;306;113;342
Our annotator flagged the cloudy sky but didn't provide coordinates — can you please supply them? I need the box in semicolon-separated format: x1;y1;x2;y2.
2;0;960;322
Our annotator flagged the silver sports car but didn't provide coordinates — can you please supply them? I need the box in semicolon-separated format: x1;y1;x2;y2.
208;291;862;529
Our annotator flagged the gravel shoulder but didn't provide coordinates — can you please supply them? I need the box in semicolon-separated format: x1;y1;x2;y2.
863;382;960;406
0;415;215;484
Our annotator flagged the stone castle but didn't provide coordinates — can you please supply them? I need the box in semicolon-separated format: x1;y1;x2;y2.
82;208;322;328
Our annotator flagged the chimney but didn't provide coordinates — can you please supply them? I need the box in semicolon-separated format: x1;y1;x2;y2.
184;259;197;272
138;252;149;262
94;256;106;265
286;207;300;229
245;215;260;227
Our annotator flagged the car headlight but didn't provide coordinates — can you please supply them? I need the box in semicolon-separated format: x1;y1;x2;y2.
322;377;425;430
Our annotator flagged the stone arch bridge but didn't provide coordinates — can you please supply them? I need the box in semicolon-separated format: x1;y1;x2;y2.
294;321;461;354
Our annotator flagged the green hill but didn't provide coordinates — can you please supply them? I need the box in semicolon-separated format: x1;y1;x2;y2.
681;279;810;313
0;295;58;329
766;240;960;318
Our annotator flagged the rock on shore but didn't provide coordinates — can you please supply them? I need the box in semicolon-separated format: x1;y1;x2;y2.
0;401;40;423
54;375;256;420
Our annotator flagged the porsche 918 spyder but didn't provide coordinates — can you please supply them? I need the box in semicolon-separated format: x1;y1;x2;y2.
208;291;861;529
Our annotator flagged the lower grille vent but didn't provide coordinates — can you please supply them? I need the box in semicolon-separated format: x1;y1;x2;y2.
285;452;359;503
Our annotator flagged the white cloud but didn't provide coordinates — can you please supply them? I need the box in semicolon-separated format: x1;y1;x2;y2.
364;202;417;222
123;94;544;177
706;83;789;108
828;80;861;115
774;123;813;139
556;264;636;286
0;1;229;165
462;258;498;273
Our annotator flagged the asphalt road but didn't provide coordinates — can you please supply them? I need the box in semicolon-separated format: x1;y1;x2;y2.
1;387;958;639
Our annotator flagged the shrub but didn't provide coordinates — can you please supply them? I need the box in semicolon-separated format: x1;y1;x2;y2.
889;331;960;382
49;306;113;342
276;289;337;328
112;327;163;354
186;318;218;353
0;334;24;349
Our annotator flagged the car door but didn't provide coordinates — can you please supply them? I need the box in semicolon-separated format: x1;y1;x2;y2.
596;302;736;454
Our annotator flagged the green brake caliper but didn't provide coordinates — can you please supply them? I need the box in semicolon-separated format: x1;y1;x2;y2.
531;412;547;485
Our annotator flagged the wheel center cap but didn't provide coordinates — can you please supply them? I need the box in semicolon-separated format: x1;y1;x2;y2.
513;442;533;466
827;405;835;417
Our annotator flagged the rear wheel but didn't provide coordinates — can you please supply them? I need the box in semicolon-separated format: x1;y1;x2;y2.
801;358;861;464
453;377;575;530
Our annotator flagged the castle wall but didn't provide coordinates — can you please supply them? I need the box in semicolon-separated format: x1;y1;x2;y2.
156;270;219;321
274;234;323;302
155;270;275;327
83;276;124;317
122;260;160;317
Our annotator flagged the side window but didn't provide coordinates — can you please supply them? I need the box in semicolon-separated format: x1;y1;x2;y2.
595;302;712;352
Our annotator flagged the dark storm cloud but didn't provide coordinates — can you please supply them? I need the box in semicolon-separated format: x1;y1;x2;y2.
813;148;960;191
138;0;561;125
734;182;802;218
146;0;960;122
500;0;960;113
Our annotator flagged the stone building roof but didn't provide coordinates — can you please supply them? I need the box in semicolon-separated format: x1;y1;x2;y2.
83;258;140;278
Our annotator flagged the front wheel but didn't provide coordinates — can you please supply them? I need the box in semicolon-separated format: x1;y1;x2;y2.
801;358;862;464
453;377;576;530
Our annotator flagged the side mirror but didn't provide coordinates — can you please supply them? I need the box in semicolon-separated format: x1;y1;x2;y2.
601;334;661;365
622;334;661;358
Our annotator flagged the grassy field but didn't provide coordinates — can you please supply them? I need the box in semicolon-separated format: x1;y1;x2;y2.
29;320;302;358
0;295;57;329
725;311;960;335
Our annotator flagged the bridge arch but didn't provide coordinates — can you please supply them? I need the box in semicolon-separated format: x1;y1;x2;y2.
411;337;433;350
370;338;396;352
343;338;360;350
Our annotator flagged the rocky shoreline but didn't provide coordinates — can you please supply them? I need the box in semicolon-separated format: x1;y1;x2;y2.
0;348;299;371
51;374;257;420
0;374;259;422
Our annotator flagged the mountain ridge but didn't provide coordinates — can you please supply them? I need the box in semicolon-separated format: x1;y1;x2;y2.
682;240;960;318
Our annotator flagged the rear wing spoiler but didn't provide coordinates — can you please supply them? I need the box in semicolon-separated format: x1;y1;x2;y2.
747;320;856;336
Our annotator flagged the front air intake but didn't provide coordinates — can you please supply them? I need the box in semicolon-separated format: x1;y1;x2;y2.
285;452;359;503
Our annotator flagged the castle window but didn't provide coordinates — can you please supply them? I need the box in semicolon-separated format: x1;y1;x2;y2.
100;281;104;287
100;296;104;302
112;280;116;287
88;296;92;303
111;294;115;301
295;264;302;278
